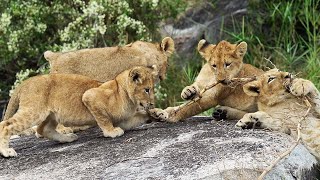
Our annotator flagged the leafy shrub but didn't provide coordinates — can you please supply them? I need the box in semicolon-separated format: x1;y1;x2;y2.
0;0;186;99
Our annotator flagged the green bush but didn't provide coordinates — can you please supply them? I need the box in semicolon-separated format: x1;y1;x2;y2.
0;0;186;100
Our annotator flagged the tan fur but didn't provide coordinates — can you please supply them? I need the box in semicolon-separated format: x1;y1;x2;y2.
44;37;174;82
235;69;320;159
0;66;168;157
163;40;264;122
41;38;174;135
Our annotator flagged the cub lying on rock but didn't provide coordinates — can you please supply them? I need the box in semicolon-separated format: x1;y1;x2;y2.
236;69;320;159
0;66;167;157
164;40;264;122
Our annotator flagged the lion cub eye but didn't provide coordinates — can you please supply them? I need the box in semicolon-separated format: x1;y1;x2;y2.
267;77;276;83
284;74;291;79
145;88;150;93
212;64;217;68
225;62;231;68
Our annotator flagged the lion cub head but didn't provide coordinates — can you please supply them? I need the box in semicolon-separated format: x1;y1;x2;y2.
126;37;174;81
197;40;247;84
243;69;293;105
127;66;158;112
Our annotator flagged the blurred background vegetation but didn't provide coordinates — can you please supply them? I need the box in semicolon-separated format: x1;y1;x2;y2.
0;0;319;117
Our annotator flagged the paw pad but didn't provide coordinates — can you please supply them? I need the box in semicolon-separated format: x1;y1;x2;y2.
212;109;227;120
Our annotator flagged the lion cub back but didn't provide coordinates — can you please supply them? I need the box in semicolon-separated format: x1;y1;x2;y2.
44;37;174;82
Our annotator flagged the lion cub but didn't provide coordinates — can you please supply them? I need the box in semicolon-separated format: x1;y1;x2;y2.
236;69;320;159
164;40;264;122
0;66;167;157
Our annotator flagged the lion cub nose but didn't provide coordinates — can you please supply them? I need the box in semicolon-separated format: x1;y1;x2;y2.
218;79;228;84
148;103;155;109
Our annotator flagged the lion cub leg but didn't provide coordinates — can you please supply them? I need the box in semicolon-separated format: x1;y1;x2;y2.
37;113;78;143
82;91;124;138
89;109;124;138
235;111;290;134
212;106;247;120
0;109;49;157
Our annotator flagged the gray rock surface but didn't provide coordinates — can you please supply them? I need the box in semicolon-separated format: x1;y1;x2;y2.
161;0;247;57
0;117;318;179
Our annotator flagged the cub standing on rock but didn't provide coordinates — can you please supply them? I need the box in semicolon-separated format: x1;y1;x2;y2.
163;40;264;122
0;66;168;157
235;69;320;159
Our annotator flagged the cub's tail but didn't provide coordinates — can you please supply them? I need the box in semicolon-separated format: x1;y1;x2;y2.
44;50;60;62
2;87;21;121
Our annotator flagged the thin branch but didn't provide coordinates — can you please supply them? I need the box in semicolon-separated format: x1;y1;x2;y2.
173;77;256;113
264;56;277;69
258;98;311;180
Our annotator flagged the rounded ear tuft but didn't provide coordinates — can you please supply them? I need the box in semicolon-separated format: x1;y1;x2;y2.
243;81;260;97
161;37;175;57
197;39;216;61
235;42;247;58
129;67;143;84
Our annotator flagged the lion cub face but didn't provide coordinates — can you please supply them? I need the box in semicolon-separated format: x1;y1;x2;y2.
197;40;248;84
243;69;293;103
127;37;174;81
128;67;157;112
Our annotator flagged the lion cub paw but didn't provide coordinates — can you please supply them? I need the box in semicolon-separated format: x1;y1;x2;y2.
181;85;199;100
212;107;228;120
235;113;261;129
149;108;169;121
103;127;124;138
63;133;79;143
0;147;17;157
290;79;315;97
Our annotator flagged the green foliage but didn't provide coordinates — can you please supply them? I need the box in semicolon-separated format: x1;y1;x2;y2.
0;0;186;99
226;0;320;89
155;54;202;108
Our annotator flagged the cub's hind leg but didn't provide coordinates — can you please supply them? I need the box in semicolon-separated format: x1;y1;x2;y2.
37;113;78;143
0;109;49;157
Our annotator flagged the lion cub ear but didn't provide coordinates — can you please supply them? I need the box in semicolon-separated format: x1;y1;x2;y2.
234;42;247;58
161;37;175;57
197;39;216;61
243;81;261;97
129;67;144;84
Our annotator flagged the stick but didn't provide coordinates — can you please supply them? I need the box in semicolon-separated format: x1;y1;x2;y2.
257;98;311;180
173;77;256;113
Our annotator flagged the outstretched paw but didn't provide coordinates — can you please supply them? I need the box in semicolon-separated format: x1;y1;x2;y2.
149;108;169;121
103;127;124;138
212;108;228;120
235;114;261;129
181;85;199;100
290;78;315;97
0;147;17;158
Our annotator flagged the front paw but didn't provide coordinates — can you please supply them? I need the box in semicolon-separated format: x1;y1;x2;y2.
212;108;228;120
290;79;315;96
0;147;17;157
149;108;169;121
181;85;199;100
235;114;261;129
103;127;124;138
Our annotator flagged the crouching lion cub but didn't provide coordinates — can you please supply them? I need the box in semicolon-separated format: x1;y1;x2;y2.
235;69;320;159
163;40;264;122
0;66;168;157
